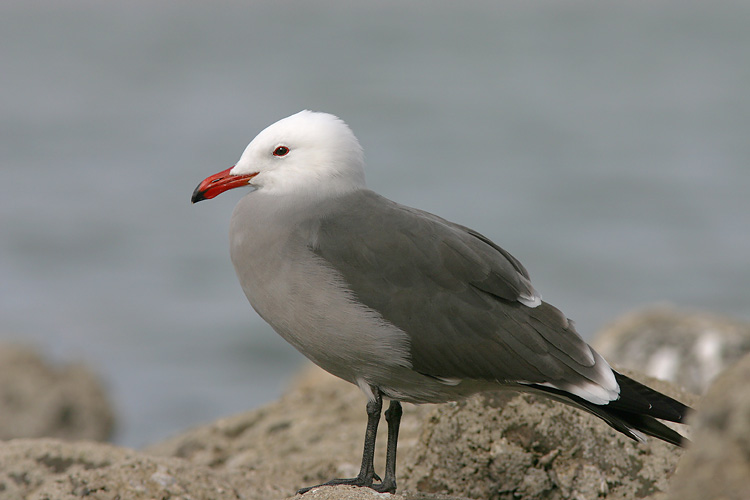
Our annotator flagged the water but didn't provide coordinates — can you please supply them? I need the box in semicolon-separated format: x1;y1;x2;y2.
1;0;749;447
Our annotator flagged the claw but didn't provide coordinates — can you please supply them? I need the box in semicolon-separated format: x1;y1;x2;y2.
297;475;375;495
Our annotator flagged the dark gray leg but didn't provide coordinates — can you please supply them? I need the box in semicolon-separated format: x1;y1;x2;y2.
371;400;402;494
297;390;383;494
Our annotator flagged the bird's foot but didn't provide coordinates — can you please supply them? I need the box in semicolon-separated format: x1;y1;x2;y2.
297;472;390;495
369;477;397;494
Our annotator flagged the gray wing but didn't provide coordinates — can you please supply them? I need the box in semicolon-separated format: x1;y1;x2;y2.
310;190;615;398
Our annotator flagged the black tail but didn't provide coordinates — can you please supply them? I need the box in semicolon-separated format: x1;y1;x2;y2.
531;371;691;447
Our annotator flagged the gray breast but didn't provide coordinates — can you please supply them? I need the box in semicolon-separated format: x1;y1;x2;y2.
228;191;414;391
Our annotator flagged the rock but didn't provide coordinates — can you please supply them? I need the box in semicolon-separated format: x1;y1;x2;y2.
667;352;750;500
401;370;696;500
145;363;441;500
591;307;750;394
0;438;242;500
0;344;115;441
279;486;474;500
147;363;694;500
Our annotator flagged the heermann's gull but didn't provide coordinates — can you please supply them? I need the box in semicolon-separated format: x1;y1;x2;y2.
191;110;689;494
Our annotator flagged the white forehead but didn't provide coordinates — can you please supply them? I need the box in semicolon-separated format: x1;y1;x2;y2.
248;110;360;152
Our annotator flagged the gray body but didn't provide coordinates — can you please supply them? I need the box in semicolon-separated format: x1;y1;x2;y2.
230;188;616;405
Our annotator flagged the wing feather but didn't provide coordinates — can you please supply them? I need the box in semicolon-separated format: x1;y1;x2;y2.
310;190;615;397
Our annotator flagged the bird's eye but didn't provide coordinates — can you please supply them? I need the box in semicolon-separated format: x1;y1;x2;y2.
273;146;290;157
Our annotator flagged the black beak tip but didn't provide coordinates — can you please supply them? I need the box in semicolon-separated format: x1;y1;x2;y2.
191;185;206;204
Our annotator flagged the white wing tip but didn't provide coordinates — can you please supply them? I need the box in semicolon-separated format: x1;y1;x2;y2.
519;293;542;308
536;380;619;405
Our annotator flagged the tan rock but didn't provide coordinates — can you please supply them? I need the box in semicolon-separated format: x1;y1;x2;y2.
667;352;750;500
592;307;750;394
0;438;241;500
145;364;435;499
0;344;115;441
148;363;694;500
401;370;696;500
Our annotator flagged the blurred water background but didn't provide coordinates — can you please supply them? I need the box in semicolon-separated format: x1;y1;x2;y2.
1;0;748;447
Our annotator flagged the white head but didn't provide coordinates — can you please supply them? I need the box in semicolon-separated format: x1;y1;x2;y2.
192;111;366;203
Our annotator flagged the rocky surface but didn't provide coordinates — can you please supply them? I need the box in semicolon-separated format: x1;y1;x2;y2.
592;306;750;394
5;306;738;499
145;364;694;500
0;437;465;500
667;352;750;500
402;370;695;500
0;438;242;500
0;343;115;441
145;364;437;499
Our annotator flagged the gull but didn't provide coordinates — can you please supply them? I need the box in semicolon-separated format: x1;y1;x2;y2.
191;110;689;494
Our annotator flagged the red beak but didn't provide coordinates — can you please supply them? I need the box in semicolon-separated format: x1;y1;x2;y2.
191;167;258;203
